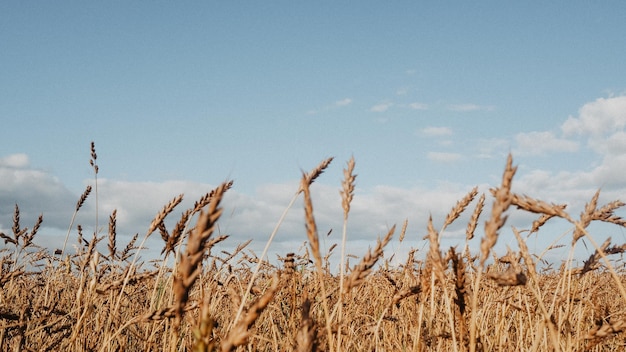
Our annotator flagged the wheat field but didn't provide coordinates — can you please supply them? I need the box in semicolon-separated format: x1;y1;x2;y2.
2;143;626;351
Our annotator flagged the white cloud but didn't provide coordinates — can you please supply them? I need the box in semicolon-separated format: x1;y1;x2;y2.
4;95;626;266
376;117;389;124
421;126;453;137
0;153;486;267
0;157;76;231
447;104;495;112
562;96;626;137
335;98;352;107
561;95;626;159
514;131;578;156
396;87;408;96
0;153;30;168
409;102;429;110
427;152;462;162
307;97;353;115
370;102;393;113
604;131;626;155
473;138;511;159
509;96;626;209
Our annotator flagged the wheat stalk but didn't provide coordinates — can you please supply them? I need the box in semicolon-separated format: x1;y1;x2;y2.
300;171;334;351
231;157;333;332
470;153;516;352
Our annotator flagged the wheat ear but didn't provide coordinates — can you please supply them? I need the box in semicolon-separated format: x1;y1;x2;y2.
442;186;478;232
337;157;356;349
173;182;229;335
469;153;516;352
301;171;334;351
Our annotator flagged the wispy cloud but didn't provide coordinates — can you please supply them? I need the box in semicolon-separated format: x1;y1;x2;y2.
335;98;352;107
427;151;462;162
421;126;453;137
370;101;393;113
0;153;29;168
514;131;578;156
474;138;510;159
447;104;495;112
307;97;353;114
408;102;429;110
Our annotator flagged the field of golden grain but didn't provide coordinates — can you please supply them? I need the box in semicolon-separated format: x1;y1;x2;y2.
2;143;626;351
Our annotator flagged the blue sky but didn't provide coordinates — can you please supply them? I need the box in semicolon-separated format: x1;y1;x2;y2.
2;2;626;266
